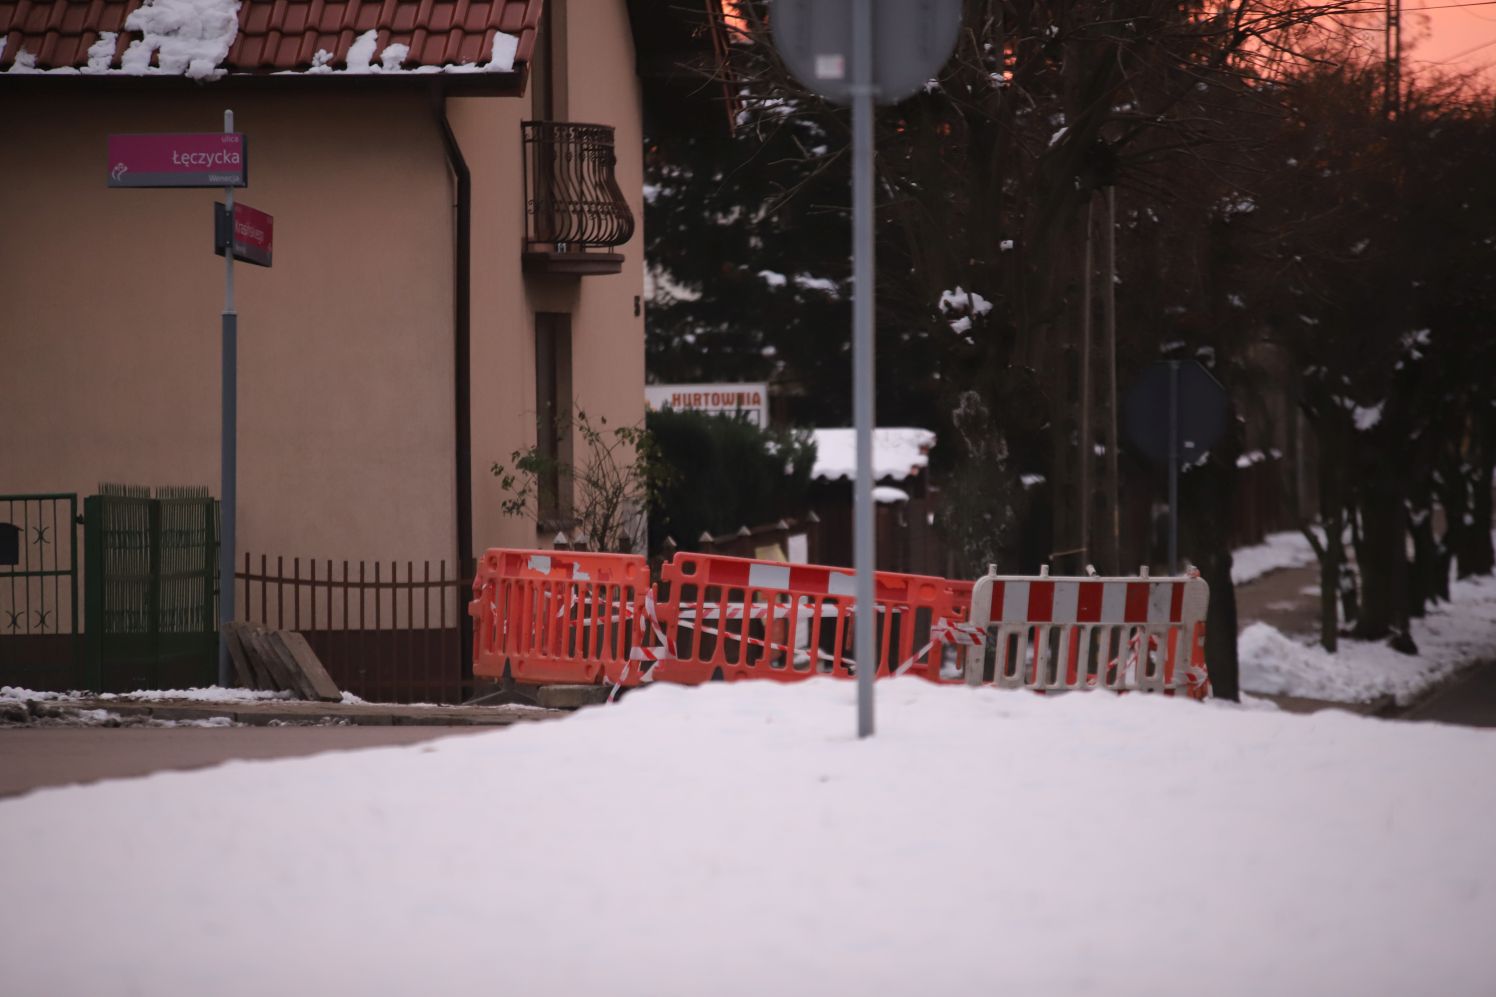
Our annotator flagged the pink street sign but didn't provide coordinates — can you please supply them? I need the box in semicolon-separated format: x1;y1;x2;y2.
108;132;248;188
215;202;273;268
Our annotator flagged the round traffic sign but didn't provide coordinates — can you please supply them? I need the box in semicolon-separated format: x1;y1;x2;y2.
772;0;964;105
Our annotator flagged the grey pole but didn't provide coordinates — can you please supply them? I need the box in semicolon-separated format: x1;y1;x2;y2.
852;0;877;738
218;107;237;687
1167;359;1179;575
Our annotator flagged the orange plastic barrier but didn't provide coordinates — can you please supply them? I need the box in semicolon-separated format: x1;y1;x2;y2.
607;552;974;687
469;548;647;685
960;568;1210;699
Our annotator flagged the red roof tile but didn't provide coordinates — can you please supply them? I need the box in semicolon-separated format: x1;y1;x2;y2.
0;0;541;75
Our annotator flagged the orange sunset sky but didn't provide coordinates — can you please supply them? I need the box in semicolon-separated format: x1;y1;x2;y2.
1385;2;1496;81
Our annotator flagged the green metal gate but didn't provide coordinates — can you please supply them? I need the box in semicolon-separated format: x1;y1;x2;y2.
0;494;81;691
84;485;219;692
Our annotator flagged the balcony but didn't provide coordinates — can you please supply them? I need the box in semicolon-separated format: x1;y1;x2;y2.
522;121;636;276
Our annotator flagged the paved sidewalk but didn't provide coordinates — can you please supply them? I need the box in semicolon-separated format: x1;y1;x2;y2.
1234;562;1323;638
0;725;504;798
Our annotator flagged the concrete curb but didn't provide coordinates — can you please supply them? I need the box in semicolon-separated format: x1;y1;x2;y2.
8;697;562;728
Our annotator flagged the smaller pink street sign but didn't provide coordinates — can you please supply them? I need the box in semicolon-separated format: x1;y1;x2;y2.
215;202;273;268
108;133;248;188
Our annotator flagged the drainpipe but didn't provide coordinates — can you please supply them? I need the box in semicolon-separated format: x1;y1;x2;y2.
433;88;474;680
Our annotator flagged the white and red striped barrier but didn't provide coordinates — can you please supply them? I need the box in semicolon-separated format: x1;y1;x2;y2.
961;566;1210;698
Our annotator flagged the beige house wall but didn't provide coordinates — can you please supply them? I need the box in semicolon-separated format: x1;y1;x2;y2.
1;0;645;568
458;0;645;554
0;90;456;565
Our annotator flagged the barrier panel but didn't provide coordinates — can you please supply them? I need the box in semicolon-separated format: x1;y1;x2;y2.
469;549;647;685
611;552;973;687
960;568;1210;698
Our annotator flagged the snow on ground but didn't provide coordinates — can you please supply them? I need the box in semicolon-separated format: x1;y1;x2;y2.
1;684;290;705
1;680;1493;996
1241;571;1496;704
1230;529;1318;584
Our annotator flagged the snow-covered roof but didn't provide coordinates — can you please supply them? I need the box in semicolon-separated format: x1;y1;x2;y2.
0;0;538;81
810;427;936;483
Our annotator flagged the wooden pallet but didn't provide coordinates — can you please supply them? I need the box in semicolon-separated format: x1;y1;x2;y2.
222;622;341;702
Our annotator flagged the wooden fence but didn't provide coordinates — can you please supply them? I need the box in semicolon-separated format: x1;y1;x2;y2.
237;554;468;704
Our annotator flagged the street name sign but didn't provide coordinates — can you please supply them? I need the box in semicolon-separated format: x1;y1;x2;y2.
214;202;274;268
108;132;248;188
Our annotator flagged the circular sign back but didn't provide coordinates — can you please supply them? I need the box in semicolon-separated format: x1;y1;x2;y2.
772;0;965;105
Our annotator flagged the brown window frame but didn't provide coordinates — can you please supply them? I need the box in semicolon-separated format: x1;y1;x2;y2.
535;312;574;529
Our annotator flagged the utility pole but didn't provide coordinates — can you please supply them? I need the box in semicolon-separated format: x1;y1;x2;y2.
1384;0;1402;120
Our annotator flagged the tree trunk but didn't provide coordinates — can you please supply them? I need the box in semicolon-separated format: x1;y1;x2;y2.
1407;497;1439;617
1353;481;1416;652
1455;420;1495;577
1319;512;1341;653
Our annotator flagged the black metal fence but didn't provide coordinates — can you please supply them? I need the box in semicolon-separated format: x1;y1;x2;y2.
0;494;80;691
238;554;468;704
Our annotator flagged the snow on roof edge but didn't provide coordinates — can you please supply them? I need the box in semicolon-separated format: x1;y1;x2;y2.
810;427;937;483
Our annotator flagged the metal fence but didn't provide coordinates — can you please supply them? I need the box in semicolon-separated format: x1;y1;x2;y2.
237;554;468;704
83;485;218;692
0;494;80;690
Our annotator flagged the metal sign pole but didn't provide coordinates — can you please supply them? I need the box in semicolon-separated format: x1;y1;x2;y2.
1167;359;1179;575
218;108;237;687
852;0;877;738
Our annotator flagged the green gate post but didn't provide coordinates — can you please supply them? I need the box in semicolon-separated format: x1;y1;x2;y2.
148;497;163;690
82;495;104;693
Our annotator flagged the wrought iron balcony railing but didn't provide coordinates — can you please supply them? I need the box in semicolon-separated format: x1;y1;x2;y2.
522;121;635;274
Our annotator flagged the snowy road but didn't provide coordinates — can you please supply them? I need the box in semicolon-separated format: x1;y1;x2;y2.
1;681;1493;997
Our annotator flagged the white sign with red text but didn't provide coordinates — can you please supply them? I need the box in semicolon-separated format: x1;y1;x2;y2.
645;383;769;426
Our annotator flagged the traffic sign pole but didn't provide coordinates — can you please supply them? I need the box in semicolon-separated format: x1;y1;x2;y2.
852;0;876;738
219;107;237;687
1167;360;1179;575
770;0;962;738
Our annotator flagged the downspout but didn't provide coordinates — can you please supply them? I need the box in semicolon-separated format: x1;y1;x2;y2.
433;88;475;680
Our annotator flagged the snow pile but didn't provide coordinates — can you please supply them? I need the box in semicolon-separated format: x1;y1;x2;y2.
811;427;936;482
1;686;72;703
1230;529;1317;584
84;32;118;72
938;286;992;339
99;686;292;704
2;685;290;705
1240;571;1496;704
121;0;241;79
1;681;1493;995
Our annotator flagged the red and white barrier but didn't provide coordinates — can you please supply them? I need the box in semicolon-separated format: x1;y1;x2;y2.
961;566;1210;698
607;552;975;687
469;548;1211;701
